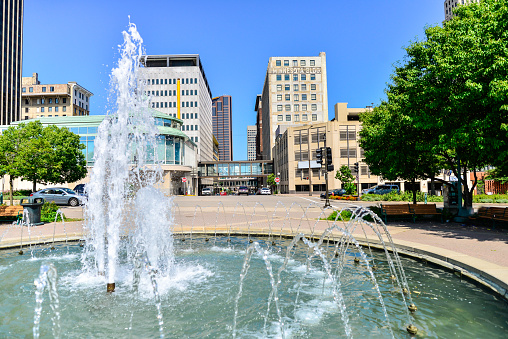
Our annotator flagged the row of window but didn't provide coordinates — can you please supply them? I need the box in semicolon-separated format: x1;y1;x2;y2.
35;106;67;113
276;74;317;82
182;113;198;119
22;86;56;93
277;104;318;111
25;98;67;105
151;101;198;108
75;91;89;102
277;94;317;101
182;124;199;131
277;114;317;122
277;83;317;92
145;89;199;97
147;78;198;85
275;59;316;67
190;136;198;143
29;115;67;119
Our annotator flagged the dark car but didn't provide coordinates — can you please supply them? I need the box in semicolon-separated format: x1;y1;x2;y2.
238;186;249;195
362;184;399;195
320;188;346;199
73;184;86;195
30;188;84;206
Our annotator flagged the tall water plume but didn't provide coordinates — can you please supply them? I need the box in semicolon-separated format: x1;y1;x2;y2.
82;20;174;287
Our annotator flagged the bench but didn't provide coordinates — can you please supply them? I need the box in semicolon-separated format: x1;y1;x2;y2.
380;204;415;223
0;205;23;222
409;204;443;222
474;207;508;228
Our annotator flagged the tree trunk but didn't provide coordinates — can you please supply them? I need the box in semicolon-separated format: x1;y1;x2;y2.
462;166;474;211
32;179;37;193
9;177;13;206
412;178;417;205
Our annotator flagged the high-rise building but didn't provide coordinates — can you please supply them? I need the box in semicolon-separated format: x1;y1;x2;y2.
212;95;233;161
254;94;263;160
247;125;256;161
1;0;24;125
140;54;213;162
444;0;480;21
261;52;328;160
21;73;93;119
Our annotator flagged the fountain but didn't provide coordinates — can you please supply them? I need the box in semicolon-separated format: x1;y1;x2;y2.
0;21;507;338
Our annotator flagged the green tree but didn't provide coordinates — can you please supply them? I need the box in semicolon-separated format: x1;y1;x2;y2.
360;0;508;211
267;173;276;193
335;165;357;195
0;122;87;194
0;125;24;205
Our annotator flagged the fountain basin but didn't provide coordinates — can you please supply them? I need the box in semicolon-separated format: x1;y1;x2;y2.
0;237;507;338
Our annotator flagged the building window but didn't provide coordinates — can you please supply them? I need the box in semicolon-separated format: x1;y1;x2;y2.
285;94;290;101
293;84;299;91
195;125;198;130
277;115;283;121
284;60;289;66
48;107;52;112
285;104;291;111
284;74;290;81
300;60;306;66
55;107;59;112
302;114;308;121
55;98;59;104
22;87;26;93
292;60;298;66
49;98;53;104
311;94;316;100
292;74;297;81
285;84;290;91
29;87;33;92
41;99;45;104
302;94;307;101
311;74;316;80
277;105;283;111
301;84;307;90
41;107;45;112
42;87;47;92
286;114;291;121
311;104;317;111
277;95;282;101
301;74;306;81
312;114;317;121
294;94;299;101
195;101;197;107
195;136;198;142
195;113;198;119
302;104;307;111
50;86;54;92
277;85;282;91
310;60;315;66
311;84;316;90
276;75;281;81
25;107;28;113
63;106;66;112
294;114;300;122
276;60;281;66
294;104;299;111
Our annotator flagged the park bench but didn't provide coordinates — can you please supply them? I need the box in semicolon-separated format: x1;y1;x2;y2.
409;204;443;222
0;205;23;222
380;204;415;223
492;207;508;228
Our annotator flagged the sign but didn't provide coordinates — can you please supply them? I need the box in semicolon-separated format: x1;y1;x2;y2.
182;177;187;183
269;67;322;75
275;177;280;183
449;176;458;182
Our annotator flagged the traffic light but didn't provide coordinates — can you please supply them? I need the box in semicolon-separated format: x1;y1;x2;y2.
325;147;332;165
327;164;334;172
316;148;323;164
353;162;359;174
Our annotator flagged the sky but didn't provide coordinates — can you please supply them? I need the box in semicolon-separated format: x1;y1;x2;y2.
23;0;445;160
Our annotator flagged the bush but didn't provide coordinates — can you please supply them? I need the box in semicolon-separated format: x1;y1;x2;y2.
326;209;353;221
360;191;443;202
473;194;508;203
40;202;66;223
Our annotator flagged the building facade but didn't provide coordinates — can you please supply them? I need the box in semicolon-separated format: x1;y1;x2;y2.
254;94;263;160
1;0;24;125
247;125;256;161
212;95;233;161
140;55;213;162
21;73;93;119
444;0;480;21
261;52;328;160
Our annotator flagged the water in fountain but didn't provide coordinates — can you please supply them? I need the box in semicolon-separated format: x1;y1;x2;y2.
81;20;173;289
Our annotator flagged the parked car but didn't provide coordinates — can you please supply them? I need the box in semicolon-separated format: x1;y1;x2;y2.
73;184;87;196
30;188;84;206
362;184;400;195
257;187;271;195
238;186;249;195
201;187;212;196
320;188;346;199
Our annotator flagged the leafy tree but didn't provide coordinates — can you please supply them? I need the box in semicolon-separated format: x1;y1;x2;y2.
267;173;277;193
0;121;87;194
335;165;357;195
0;126;24;205
360;0;508;211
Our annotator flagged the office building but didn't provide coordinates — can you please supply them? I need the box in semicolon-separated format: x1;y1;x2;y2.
261;52;328;160
1;0;24;125
140;54;213;162
212;95;233;161
21;73;93;119
444;0;480;21
254;94;263;160
247;125;256;161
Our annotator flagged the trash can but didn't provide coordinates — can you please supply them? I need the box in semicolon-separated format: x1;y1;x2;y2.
0;193;3;205
20;197;45;226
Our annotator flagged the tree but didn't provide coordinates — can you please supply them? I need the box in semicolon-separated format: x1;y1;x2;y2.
360;0;508;211
0;122;87;193
267;173;276;193
335;166;357;195
0;126;24;205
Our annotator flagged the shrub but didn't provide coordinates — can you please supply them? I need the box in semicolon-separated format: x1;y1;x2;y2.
360;191;443;202
473;194;508;203
326;209;353;221
40;202;66;223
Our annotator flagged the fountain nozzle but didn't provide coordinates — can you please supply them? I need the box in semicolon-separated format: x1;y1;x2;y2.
107;283;115;293
354;257;360;264
407;324;418;335
408;303;417;312
51;246;55;250
18;250;23;255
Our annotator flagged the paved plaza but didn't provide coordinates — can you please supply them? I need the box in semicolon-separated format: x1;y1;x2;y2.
1;194;508;297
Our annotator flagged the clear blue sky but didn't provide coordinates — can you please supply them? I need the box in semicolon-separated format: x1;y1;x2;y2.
23;0;445;160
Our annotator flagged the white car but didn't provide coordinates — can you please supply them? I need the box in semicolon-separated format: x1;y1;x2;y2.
257;187;271;195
